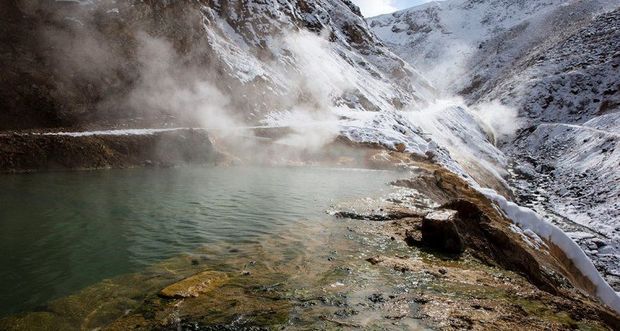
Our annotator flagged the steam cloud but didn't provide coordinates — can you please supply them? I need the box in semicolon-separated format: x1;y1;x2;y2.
472;101;523;143
31;0;362;160
267;30;355;152
127;33;243;137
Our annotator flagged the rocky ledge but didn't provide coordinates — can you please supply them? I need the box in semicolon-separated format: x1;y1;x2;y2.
334;159;620;329
0;129;219;173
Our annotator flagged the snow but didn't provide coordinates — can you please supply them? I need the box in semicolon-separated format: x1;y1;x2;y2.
368;0;620;297
509;224;548;251
481;188;620;314
368;0;570;91
196;0;435;118
33;128;190;137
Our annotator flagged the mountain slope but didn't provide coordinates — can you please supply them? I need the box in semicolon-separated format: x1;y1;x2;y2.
368;0;616;95
369;0;620;288
0;0;434;131
0;0;512;189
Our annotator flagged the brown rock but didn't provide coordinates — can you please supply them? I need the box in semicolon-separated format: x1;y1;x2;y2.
159;271;228;299
421;209;464;255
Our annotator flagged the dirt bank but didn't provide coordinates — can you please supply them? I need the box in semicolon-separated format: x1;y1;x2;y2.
0;129;219;173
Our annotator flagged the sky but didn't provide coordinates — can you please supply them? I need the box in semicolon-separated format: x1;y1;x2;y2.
351;0;436;17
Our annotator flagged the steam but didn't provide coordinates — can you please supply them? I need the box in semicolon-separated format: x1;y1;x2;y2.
404;96;520;184
281;30;356;108
472;100;523;143
418;41;475;94
28;0;521;170
127;33;242;136
402;31;524;180
264;30;356;152
31;0;357;160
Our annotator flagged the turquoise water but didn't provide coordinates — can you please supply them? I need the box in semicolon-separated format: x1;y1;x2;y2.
0;166;401;316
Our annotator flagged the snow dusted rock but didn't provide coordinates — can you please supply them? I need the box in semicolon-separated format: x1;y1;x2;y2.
482;7;620;124
371;0;620;290
368;0;617;96
499;9;620;288
0;0;435;130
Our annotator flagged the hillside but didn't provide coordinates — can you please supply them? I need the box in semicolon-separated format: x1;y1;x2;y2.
369;0;620;288
0;0;434;131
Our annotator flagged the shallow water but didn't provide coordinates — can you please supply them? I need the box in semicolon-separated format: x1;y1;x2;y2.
0;166;403;316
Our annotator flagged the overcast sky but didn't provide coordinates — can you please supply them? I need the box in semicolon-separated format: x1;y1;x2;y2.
351;0;436;17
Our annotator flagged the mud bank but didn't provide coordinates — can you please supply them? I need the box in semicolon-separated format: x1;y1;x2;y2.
0;129;219;173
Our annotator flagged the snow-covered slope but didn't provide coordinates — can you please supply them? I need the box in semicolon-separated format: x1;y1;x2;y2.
368;0;616;95
370;0;620;289
498;9;620;289
0;0;436;130
1;0;514;185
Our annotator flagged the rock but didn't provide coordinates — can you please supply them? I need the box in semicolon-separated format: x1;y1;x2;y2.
159;271;228;299
368;293;385;303
421;209;464;255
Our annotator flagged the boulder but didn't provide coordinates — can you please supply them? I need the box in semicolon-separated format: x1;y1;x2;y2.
159;271;228;299
421;209;464;254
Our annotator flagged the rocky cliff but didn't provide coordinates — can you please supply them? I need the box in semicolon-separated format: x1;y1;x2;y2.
0;0;434;131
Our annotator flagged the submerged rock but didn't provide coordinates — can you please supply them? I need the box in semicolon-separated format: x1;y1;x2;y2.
159;271;228;299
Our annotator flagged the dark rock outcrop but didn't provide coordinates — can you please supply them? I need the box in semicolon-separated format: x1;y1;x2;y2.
420;209;464;255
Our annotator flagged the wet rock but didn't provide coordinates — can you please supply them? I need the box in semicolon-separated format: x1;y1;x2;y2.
334;308;359;318
159;271;228;299
333;208;420;221
421;209;464;255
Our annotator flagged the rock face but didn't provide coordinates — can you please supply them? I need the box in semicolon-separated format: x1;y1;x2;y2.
0;0;434;131
421;209;464;254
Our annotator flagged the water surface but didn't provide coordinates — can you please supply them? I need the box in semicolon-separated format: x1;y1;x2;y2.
0;166;402;316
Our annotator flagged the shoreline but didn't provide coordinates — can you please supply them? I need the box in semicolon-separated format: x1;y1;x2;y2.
1;155;619;329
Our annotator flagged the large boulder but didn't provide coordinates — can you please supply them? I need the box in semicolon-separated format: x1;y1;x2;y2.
421;209;464;255
159;271;228;299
